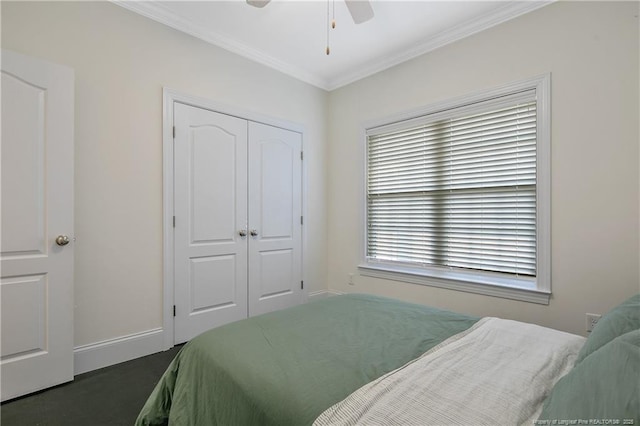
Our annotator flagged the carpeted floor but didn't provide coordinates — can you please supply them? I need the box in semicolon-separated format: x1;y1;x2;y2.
1;345;182;426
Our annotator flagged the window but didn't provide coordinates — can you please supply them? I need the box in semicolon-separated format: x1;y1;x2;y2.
359;76;550;304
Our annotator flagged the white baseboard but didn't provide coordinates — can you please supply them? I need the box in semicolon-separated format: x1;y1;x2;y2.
73;328;166;375
73;293;348;375
308;289;344;301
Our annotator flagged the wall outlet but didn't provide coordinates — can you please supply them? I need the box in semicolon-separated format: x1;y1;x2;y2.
585;313;601;332
348;273;355;286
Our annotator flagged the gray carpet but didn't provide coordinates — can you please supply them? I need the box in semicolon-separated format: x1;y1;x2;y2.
1;345;182;426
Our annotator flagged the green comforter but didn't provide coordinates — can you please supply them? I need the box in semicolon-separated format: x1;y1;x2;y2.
135;294;478;426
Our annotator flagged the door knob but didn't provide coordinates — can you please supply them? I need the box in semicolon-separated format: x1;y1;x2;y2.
56;235;70;246
250;230;258;237
238;230;247;237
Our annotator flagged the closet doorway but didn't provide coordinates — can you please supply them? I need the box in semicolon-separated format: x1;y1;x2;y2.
164;91;304;345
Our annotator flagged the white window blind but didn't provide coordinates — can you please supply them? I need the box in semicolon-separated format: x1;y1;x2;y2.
366;91;537;278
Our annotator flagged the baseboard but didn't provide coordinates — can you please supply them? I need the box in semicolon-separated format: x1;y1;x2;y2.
73;328;165;375
73;293;347;374
308;289;344;301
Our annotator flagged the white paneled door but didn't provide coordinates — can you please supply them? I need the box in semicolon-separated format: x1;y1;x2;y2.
173;103;303;344
174;103;249;343
0;50;74;401
248;122;302;317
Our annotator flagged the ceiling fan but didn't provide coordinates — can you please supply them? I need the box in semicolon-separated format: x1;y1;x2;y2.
246;0;375;25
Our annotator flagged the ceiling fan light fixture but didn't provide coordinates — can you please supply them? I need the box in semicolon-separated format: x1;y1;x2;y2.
246;0;271;8
345;0;374;24
246;0;374;56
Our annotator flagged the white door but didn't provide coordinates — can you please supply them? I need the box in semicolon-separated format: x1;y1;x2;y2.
173;103;248;344
248;122;303;316
0;50;74;401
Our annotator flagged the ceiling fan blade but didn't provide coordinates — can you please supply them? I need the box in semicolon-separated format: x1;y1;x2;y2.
345;0;374;24
246;0;271;8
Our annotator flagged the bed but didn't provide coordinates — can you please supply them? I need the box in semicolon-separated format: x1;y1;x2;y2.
136;293;640;426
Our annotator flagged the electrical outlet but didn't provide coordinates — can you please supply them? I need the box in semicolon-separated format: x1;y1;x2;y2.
348;273;355;286
585;313;601;332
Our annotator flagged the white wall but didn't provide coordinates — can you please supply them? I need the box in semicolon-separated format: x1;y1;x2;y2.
1;1;329;347
327;1;639;336
2;0;638;354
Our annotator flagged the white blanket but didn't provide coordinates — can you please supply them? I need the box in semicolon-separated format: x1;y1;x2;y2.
314;317;585;426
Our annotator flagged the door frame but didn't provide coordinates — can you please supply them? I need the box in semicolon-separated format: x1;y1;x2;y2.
161;88;307;349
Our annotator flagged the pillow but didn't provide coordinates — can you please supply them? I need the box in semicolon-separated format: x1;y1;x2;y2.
576;293;640;364
538;330;640;423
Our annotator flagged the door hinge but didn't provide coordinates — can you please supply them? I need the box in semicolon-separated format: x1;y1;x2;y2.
173;126;176;138
300;151;303;160
301;280;304;290
173;216;176;228
300;216;303;225
173;305;176;317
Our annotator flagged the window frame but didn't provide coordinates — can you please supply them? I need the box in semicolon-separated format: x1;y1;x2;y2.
358;74;551;305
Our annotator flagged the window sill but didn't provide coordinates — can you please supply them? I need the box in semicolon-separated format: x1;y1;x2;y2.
358;263;550;305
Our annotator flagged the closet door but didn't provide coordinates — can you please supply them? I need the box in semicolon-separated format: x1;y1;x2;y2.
173;103;248;344
247;122;303;316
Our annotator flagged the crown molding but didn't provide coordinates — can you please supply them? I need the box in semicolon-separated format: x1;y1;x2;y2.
112;0;331;90
326;1;554;90
112;1;553;92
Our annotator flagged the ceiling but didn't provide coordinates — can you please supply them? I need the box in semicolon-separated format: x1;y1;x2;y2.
115;1;551;91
